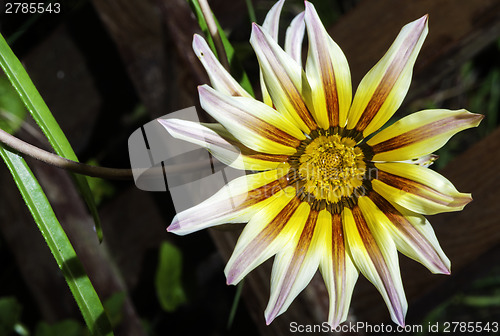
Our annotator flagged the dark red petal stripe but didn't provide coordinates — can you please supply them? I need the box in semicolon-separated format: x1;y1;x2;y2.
369;192;449;274
351;206;404;323
310;33;340;126
226;195;302;284
253;25;317;131
202;88;302;148
377;170;470;207
332;213;347;315
268;208;319;318
353;17;426;133
370;113;482;154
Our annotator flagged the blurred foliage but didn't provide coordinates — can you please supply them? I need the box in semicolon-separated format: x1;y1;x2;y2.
85;159;116;206
0;0;498;335
418;265;500;335
0;297;24;336
155;241;187;313
0;29;103;242
0;297;86;336
0;75;27;134
103;292;126;330
0;292;128;336
188;0;255;96
34;320;86;336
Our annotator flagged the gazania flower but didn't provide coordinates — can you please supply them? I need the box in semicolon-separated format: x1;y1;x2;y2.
159;0;483;327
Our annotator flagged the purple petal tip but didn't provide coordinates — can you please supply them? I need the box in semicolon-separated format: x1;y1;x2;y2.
265;314;274;326
166;221;179;233
395;311;406;327
157;118;168;127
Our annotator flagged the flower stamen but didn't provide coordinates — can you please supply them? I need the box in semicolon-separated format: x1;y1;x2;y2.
287;128;368;212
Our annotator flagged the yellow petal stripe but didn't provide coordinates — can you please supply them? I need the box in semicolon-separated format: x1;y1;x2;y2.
250;23;317;133
168;168;287;235
319;211;358;327
199;85;305;155
369;192;450;274
225;188;301;285
367;109;483;161
373;162;472;215
343;204;407;326
304;2;352;129
265;205;325;324
347;15;428;136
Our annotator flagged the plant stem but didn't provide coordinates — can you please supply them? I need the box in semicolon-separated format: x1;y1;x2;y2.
0;128;133;180
245;0;257;23
0;128;225;180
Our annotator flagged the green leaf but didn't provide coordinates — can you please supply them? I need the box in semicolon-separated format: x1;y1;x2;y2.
0;146;113;336
463;294;500;307
227;280;243;330
0;32;103;242
187;0;254;97
103;292;126;328
155;241;187;312
35;320;85;336
244;0;256;24
0;297;22;335
0;75;27;134
86;159;116;206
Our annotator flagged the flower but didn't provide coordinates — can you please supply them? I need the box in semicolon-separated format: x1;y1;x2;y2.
159;0;483;327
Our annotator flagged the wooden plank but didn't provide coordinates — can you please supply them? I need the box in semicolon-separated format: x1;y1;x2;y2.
329;0;500;96
91;0;500;332
351;126;500;324
325;0;500;325
210;228;340;336
91;0;170;117
0;143;147;335
210;0;500;331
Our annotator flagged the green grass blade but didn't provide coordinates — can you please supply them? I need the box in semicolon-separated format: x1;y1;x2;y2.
187;0;254;97
0;32;103;242
0;146;113;336
244;0;257;24
227;280;243;330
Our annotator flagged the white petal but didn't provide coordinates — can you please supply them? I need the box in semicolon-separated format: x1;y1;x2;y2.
369;192;450;274
265;204;325;324
168;168;287;235
318;211;358;327
304;2;352;129
367;109;483;162
193;34;251;97
225;190;302;285
259;0;285;106
373;162;472;215
158;119;289;171
285;12;306;65
346;15;428;137
251;24;317;133
344;203;407;326
396;154;439;168
199;85;305;155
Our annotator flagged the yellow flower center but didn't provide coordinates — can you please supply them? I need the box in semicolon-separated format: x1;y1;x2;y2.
288;134;366;209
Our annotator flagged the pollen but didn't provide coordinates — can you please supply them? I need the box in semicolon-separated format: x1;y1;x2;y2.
288;133;366;209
